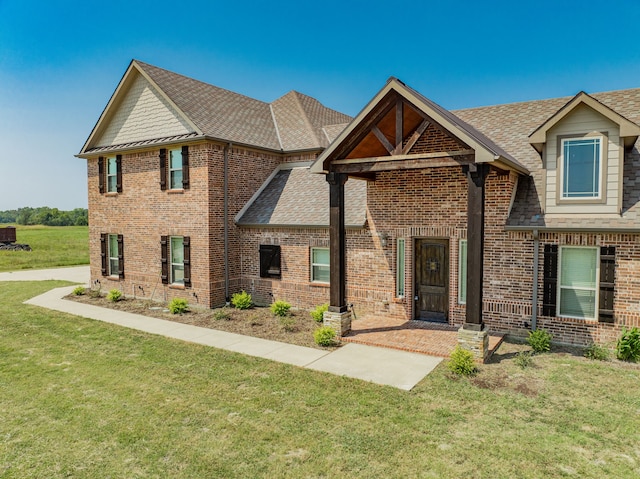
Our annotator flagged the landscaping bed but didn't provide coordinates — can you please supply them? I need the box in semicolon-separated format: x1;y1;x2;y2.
67;290;335;350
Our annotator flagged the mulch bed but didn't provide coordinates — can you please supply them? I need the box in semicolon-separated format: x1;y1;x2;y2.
67;290;336;350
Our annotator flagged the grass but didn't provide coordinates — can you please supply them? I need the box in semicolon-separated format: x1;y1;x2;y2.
1;281;640;477
0;225;88;271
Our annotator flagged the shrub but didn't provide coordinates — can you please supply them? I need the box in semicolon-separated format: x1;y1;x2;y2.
231;291;252;310
168;298;189;314
72;286;86;296
448;346;477;376
528;328;552;353
514;350;533;369
616;327;640;362
213;309;231;321
106;289;123;302
584;343;610;361
314;326;337;347
280;316;296;332
270;300;292;317
310;303;329;323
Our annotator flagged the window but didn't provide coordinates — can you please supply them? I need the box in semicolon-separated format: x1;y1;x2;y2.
396;238;405;297
561;137;602;199
170;237;185;285
108;234;119;276
100;233;124;279
169;148;183;189
458;240;467;304
107;157;118;192
558;246;598;319
98;155;122;194
311;247;329;283
160;146;189;191
260;245;281;278
161;236;191;287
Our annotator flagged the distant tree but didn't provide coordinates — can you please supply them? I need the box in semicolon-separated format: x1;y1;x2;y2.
2;207;88;226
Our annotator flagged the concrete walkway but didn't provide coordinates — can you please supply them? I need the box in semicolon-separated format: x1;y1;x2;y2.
0;265;91;284
7;266;442;390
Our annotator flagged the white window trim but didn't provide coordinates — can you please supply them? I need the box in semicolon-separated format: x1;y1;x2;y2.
170;236;184;285
458;239;467;305
169;148;183;190
107;234;118;277
310;247;329;283
106;157;117;193
396;238;405;298
557;245;599;320
559;136;603;200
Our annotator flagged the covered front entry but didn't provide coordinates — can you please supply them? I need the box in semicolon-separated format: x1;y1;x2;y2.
415;238;449;322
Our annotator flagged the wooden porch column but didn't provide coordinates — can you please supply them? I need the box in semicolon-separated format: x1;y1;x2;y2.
463;163;490;330
327;172;348;313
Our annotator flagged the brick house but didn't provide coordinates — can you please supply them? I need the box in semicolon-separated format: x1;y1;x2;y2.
78;60;640;352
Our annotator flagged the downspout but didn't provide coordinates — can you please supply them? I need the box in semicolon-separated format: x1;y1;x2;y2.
531;229;539;331
224;143;231;305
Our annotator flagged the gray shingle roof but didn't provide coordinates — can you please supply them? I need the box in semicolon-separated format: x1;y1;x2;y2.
454;88;640;230
136;61;351;152
237;165;367;228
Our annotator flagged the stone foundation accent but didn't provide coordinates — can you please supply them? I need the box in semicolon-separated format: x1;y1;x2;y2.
458;325;489;362
323;310;352;337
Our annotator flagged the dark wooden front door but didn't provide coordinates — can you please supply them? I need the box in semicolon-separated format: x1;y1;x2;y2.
415;239;449;322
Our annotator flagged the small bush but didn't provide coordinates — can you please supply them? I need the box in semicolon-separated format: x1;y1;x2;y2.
584;343;610;361
448;346;477;376
270;300;292;317
72;286;86;296
106;289;123;302
280;316;296;332
89;287;102;299
213;309;231;321
314;326;337;347
231;291;252;310
514;350;534;369
528;328;552;353
310;303;329;323
616;327;640;362
168;298;189;314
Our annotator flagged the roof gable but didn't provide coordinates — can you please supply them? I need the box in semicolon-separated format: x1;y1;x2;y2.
529;91;640;152
311;78;529;175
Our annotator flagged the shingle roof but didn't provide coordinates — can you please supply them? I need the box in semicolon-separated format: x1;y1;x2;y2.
236;165;367;228
135;61;351;152
454;88;640;230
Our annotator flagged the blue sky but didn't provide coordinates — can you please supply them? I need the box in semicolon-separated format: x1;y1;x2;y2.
1;0;640;210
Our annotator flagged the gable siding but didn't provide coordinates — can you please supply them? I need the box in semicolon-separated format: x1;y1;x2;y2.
544;104;621;215
96;73;192;147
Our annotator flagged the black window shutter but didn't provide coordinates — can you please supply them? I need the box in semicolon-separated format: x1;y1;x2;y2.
116;154;123;193
182;145;190;190
183;236;191;287
260;245;281;278
100;233;108;276
159;149;167;190
98;157;105;194
117;234;125;279
161;236;169;284
599;246;615;323
542;244;558;316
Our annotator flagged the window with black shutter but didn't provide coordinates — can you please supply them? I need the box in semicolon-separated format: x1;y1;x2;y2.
117;234;125;280
182;145;190;190
116;154;123;193
260;245;281;278
542;244;558;316
599;246;615;323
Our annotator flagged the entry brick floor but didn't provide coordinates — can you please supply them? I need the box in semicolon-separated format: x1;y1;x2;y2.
342;315;504;358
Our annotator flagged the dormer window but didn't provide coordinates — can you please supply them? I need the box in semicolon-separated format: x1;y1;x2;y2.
560;136;602;199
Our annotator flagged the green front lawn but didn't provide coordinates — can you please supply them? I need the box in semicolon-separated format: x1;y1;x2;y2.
1;281;639;478
0;225;88;271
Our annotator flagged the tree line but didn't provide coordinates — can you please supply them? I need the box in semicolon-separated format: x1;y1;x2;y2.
0;207;88;226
